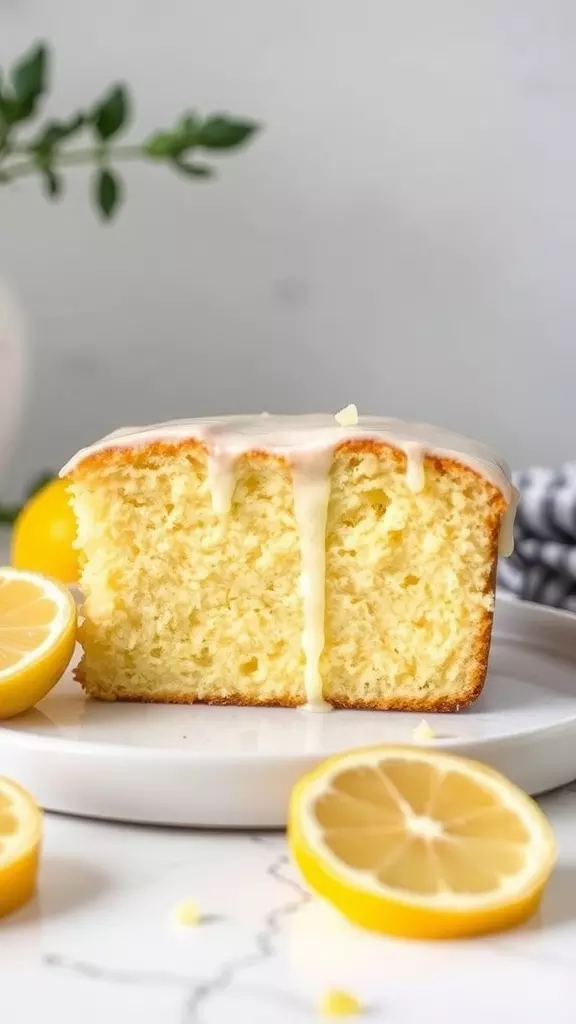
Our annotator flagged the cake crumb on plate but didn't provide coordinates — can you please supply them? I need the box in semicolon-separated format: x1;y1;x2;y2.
413;719;436;742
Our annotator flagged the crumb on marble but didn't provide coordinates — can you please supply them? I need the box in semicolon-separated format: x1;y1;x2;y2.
318;989;363;1018
334;404;359;427
173;898;201;926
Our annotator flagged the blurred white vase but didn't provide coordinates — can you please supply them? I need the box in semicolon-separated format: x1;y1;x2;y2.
0;280;26;486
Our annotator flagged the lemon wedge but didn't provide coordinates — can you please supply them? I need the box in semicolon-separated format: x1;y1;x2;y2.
0;777;42;918
289;746;556;940
0;568;77;719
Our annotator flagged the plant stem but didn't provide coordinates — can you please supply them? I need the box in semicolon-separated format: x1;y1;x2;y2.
0;143;144;181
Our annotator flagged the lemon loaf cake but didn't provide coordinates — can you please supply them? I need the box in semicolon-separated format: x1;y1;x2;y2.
61;412;516;712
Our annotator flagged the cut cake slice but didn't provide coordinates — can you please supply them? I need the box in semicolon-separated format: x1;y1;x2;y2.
61;414;515;712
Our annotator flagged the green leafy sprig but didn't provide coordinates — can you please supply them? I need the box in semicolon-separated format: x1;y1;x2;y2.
0;42;260;220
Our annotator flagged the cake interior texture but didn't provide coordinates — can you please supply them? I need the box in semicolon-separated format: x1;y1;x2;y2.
69;439;505;711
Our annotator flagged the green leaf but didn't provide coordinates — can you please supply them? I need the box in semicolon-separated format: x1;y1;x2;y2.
0;90;23;126
172;159;214;179
92;85;129;142
0;95;8;153
176;111;200;147
143;130;178;159
197;115;258;150
143;113;200;161
0;505;18;524
95;167;122;220
32;113;85;154
41;168;63;199
10;44;47;109
145;113;257;162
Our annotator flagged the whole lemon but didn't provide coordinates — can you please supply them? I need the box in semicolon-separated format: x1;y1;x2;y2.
11;478;79;584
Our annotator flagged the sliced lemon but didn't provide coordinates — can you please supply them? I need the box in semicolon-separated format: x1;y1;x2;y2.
0;568;77;719
0;777;42;918
289;746;556;940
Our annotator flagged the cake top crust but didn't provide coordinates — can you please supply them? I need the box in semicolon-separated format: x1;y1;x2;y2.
60;412;512;500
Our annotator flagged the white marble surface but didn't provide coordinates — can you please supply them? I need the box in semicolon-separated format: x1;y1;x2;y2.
0;787;576;1023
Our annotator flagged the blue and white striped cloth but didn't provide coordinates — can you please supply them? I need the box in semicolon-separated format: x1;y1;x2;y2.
498;465;576;611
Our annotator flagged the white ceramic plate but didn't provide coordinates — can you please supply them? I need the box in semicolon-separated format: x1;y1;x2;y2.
1;596;576;827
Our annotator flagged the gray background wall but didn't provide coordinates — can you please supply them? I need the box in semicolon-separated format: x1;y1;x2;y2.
1;0;575;500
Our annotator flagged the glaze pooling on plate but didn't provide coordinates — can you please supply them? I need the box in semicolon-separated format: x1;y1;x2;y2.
61;413;516;711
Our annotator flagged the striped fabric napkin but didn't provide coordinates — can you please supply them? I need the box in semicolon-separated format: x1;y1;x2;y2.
497;465;576;611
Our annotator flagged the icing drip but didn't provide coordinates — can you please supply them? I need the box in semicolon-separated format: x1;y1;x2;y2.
498;484;519;557
207;449;237;515
61;415;513;502
404;443;425;494
291;451;333;712
61;413;516;710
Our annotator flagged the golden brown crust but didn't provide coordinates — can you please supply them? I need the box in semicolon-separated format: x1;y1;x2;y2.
73;678;485;712
453;510;501;710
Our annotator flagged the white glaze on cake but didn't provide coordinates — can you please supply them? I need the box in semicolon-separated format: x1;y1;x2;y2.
61;413;516;710
291;449;333;711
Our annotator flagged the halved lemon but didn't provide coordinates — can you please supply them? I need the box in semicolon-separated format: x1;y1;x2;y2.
0;777;42;918
289;746;556;940
0;567;77;719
